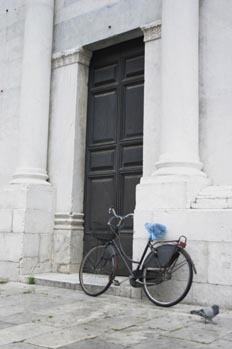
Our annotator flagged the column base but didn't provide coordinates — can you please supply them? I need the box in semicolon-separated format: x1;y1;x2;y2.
52;213;84;273
154;159;206;177
11;167;49;185
0;183;55;279
137;174;210;210
133;172;210;265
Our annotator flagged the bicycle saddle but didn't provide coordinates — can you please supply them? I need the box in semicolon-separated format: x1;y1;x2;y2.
145;223;167;241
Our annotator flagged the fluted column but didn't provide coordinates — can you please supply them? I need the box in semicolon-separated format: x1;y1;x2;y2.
155;0;205;177
12;0;54;184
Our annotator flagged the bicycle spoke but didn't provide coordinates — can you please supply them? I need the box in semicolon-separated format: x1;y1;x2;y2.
79;245;117;296
170;259;188;273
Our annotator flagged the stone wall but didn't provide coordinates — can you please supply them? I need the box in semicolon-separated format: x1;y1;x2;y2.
53;0;161;52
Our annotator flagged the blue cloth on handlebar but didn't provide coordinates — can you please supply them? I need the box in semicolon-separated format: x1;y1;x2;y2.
145;223;167;241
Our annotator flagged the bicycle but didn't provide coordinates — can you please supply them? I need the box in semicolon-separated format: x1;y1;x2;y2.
79;208;197;307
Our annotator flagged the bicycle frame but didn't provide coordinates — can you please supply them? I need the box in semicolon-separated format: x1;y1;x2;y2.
110;235;152;278
106;208;196;282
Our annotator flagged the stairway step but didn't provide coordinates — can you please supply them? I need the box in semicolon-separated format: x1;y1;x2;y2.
22;273;143;299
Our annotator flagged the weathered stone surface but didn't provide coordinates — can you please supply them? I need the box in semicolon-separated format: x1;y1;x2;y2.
54;0;161;51
0;322;55;346
0;282;231;349
0;232;23;261
0;210;12;232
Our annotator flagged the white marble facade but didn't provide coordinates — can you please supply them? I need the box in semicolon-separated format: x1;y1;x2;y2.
1;0;232;306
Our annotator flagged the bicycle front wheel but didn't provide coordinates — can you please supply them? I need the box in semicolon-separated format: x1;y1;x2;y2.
79;244;118;296
143;248;193;307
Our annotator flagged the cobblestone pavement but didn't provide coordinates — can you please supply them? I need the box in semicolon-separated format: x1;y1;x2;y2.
0;282;232;348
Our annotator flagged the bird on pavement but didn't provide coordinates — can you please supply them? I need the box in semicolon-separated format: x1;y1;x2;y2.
190;305;219;323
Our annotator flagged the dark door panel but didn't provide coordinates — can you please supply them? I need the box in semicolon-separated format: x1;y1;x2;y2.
121;144;143;168
89;148;115;172
93;64;118;84
91;90;118;144
124;55;145;79
120;173;141;211
88;176;116;226
122;83;144;139
84;37;144;275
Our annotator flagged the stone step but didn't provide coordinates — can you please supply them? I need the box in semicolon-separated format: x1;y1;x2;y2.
23;273;143;299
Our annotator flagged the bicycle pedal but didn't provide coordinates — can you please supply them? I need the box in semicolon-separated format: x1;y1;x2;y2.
112;279;120;286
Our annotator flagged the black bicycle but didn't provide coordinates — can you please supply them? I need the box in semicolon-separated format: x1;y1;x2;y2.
79;208;196;307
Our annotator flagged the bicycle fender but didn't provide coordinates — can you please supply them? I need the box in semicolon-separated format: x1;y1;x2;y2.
177;247;197;274
172;248;197;274
187;253;197;274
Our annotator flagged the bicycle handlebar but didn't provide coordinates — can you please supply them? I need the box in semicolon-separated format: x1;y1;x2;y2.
108;207;134;229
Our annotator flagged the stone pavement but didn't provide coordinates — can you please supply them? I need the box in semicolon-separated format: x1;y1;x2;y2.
0;282;232;349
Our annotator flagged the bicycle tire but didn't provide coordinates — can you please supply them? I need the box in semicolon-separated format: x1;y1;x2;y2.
79;244;118;296
143;248;193;307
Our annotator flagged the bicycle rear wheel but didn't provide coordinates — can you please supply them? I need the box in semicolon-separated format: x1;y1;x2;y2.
79;244;117;296
143;248;193;307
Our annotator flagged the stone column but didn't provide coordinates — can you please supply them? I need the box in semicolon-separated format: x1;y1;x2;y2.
134;1;210;264
137;0;209;211
49;48;92;273
156;0;204;177
12;0;54;184
0;0;55;280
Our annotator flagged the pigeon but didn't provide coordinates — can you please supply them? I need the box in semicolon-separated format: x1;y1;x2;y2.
190;305;219;322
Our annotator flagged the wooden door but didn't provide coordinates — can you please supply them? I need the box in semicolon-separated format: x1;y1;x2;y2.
84;37;144;275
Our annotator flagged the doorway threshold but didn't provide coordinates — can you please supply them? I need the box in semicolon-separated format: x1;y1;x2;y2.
21;273;142;299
